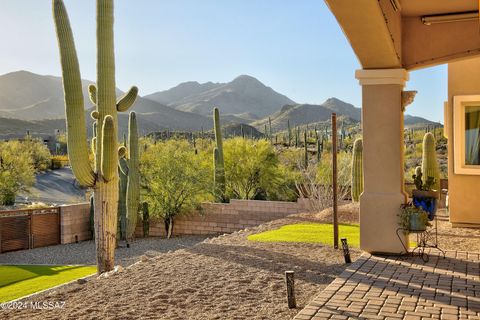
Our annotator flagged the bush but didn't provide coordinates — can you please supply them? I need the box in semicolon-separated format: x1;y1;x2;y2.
51;155;69;169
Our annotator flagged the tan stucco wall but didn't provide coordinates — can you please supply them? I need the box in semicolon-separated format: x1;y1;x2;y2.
448;57;480;225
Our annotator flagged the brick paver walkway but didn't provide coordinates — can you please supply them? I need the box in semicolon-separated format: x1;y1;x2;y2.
294;250;480;319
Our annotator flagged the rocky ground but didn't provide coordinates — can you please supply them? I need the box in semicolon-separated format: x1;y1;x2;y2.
2;203;478;320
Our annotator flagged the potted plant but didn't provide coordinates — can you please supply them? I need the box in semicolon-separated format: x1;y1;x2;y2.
411;168;438;220
399;203;431;232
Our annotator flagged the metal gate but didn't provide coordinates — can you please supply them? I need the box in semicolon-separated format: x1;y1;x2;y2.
0;207;60;253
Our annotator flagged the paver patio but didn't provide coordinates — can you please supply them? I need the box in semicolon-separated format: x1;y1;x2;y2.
294;250;480;320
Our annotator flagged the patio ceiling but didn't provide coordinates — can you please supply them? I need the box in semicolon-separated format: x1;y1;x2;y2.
325;0;480;70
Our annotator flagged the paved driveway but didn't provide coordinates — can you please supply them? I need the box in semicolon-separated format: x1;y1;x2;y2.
19;167;86;205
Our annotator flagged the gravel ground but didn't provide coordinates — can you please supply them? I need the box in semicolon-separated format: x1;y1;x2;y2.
0;235;209;267
2;205;362;320
3;203;477;320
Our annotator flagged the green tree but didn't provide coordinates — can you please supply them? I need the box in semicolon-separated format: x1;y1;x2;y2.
0;141;35;205
140;139;211;238
223;138;295;200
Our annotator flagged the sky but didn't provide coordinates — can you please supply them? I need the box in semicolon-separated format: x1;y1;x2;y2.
0;0;447;122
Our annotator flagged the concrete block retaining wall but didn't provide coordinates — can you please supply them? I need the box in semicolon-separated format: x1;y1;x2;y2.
2;199;307;247
136;199;308;237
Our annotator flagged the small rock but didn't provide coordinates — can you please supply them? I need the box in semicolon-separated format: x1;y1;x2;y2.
115;265;124;273
140;255;150;262
77;278;88;285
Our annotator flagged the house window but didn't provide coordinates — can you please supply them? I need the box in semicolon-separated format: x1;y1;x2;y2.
454;95;480;175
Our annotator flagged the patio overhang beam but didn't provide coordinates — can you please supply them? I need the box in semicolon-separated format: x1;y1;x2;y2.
324;0;402;69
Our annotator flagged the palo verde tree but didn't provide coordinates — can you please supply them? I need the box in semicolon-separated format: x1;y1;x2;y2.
141;140;210;238
53;0;138;273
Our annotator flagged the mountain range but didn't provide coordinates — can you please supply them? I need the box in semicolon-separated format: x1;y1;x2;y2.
144;75;294;119
0;70;438;138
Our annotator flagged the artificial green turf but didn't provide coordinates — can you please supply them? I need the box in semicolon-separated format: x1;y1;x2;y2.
248;223;416;248
0;265;97;302
248;223;361;247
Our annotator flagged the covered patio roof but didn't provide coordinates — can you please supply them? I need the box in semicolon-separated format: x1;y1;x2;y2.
325;0;480;70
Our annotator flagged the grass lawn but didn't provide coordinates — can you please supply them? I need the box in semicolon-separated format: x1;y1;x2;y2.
0;265;96;302
248;223;416;248
248;223;361;247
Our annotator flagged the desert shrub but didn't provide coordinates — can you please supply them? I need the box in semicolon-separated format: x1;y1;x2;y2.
51;155;69;169
296;152;352;212
22;138;51;172
140;139;211;238
0;141;35;205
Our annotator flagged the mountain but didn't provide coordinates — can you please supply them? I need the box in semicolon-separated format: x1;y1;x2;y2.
404;115;441;128
144;81;221;105
0;70;213;131
252;98;361;131
144;75;295;118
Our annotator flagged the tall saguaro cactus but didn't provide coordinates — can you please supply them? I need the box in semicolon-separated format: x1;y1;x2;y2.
125;112;140;240
213;107;226;202
53;0;138;273
303;130;308;168
421;132;440;191
117;113;139;243
351;138;363;202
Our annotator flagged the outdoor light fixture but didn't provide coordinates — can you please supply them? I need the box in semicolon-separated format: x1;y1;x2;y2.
389;0;401;12
422;12;479;25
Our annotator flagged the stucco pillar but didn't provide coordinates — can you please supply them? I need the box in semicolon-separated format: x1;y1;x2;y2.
355;69;409;254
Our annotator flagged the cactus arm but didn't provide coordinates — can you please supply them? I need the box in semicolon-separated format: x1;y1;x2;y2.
118;146;127;159
118;156;129;176
88;84;97;105
53;0;95;187
116;86;138;112
101;115;116;181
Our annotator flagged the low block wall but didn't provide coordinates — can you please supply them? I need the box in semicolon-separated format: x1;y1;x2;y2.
136;199;308;237
60;203;91;244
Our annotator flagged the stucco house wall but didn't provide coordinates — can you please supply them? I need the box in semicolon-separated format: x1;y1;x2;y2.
448;57;480;226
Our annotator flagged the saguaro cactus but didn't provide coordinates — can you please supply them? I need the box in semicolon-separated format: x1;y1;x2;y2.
351;138;363;202
287;120;291;146
117;113;140;243
53;0;138;273
124;112;140;240
117;138;127;241
304;130;308;168
421;132;440;191
213;107;226;202
316;138;322;162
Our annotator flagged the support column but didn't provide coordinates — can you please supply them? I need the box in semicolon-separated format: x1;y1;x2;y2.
355;69;409;254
